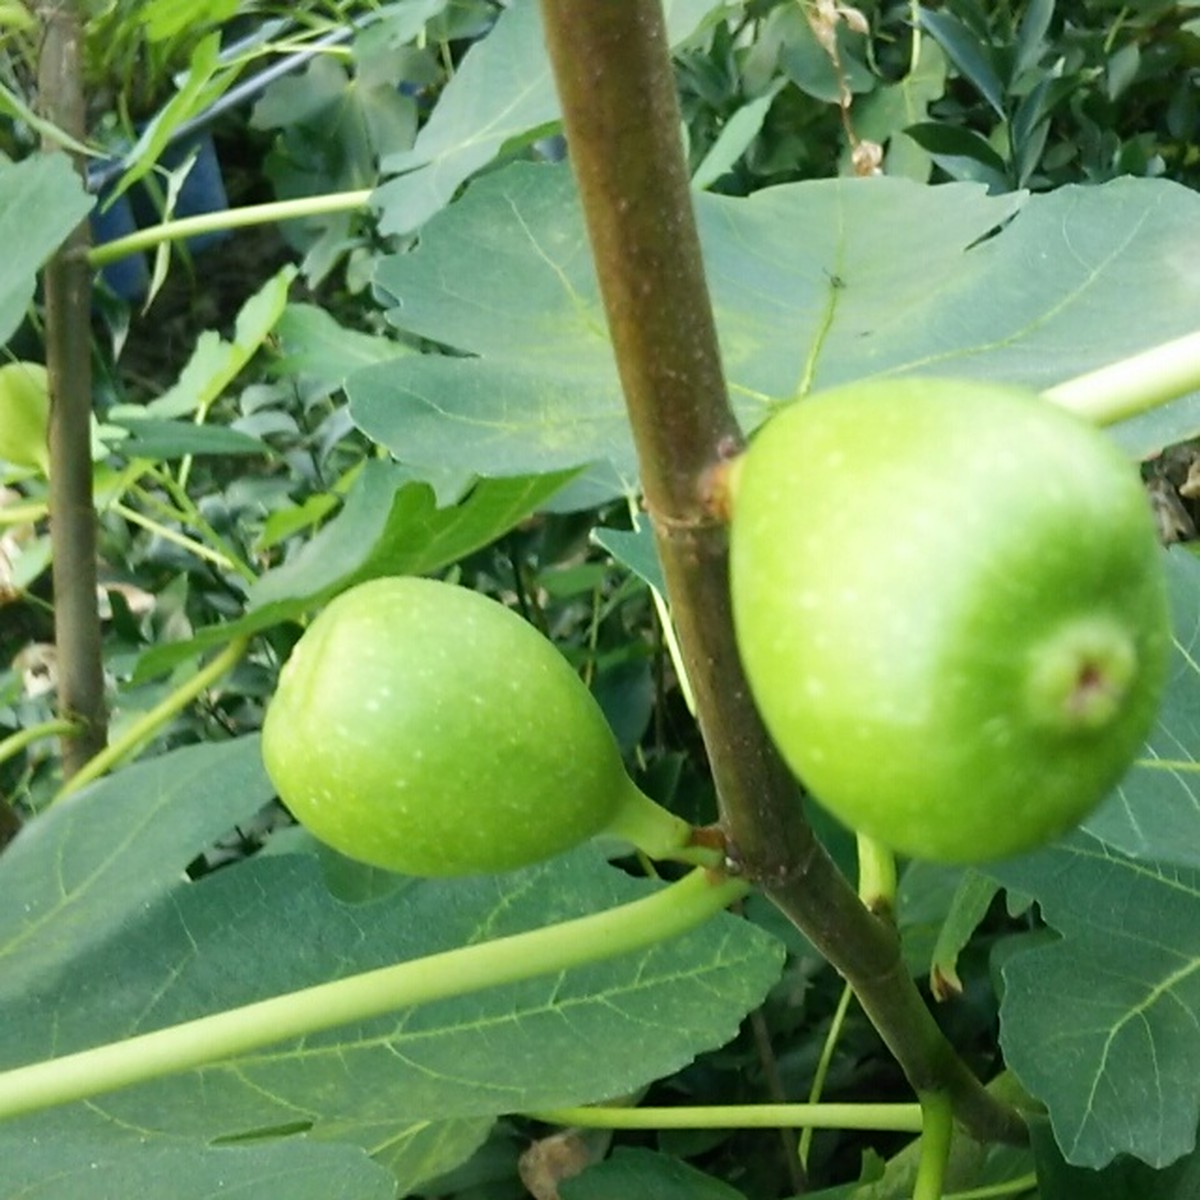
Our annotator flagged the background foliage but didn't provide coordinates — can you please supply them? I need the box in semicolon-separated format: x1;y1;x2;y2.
2;1;1200;1197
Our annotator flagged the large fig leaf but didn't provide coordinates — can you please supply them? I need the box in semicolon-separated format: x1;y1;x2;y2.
0;738;272;1002
0;741;782;1191
373;0;725;237
988;834;1200;1170
1083;549;1200;868
0;154;93;348
0;1114;398;1200
351;164;1200;498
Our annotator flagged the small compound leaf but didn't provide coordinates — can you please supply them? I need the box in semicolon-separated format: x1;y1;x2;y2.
918;8;1007;118
775;4;874;104
373;0;718;236
374;1;556;238
853;40;948;181
141;265;297;420
593;525;666;595
1014;0;1055;78
106;416;270;459
903;121;1011;189
692;82;786;191
132;465;571;678
928;870;999;1001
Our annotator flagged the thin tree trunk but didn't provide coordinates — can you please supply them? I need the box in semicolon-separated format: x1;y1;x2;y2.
538;0;1027;1148
37;0;108;774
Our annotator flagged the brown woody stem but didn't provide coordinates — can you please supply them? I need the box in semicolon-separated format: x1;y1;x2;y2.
37;0;108;774
538;0;1026;1147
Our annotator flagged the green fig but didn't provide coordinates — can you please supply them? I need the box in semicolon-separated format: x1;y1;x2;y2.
730;377;1170;863
262;577;691;875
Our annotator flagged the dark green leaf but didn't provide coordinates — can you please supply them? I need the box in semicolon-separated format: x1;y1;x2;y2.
109;416;270;459
777;5;874;105
919;8;1007;117
563;1148;748;1200
1014;0;1055;78
1030;1116;1200;1200
904;121;1010;188
990;836;1200;1168
248;462;575;608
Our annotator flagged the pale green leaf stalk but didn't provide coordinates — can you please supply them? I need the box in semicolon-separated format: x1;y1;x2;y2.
1044;329;1200;426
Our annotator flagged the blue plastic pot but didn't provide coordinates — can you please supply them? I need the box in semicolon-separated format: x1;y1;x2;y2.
89;129;229;302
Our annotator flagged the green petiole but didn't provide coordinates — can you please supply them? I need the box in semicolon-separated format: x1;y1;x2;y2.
528;1099;924;1133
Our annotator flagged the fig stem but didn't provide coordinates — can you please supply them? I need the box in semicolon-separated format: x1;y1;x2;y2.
913;1089;954;1200
856;834;898;916
799;979;856;1168
0;866;748;1123
51;637;250;804
525;1099;923;1133
109;500;243;573
86;191;374;268
0;718;81;770
602;778;722;867
0;500;49;525
539;0;1028;1150
1044;328;1200;426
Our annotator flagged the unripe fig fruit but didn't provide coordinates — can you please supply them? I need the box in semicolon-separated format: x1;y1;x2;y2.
0;362;50;475
730;377;1170;863
262;577;691;876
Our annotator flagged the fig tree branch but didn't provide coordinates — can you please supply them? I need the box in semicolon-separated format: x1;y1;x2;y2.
36;0;108;775
537;0;1026;1147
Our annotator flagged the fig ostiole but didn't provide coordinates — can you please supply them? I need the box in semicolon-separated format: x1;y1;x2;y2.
729;376;1170;864
262;576;696;877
